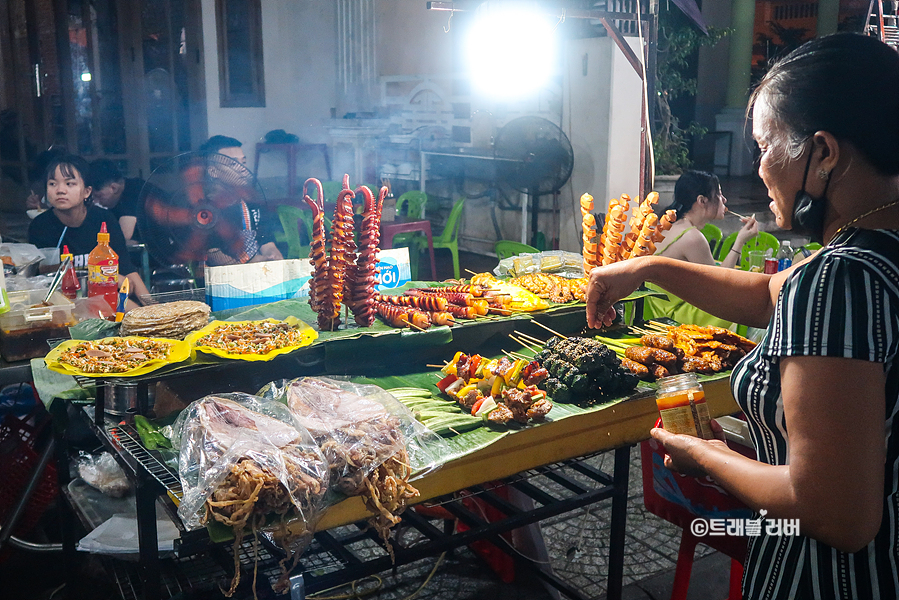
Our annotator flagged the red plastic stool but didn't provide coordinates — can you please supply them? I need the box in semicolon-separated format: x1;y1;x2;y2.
641;419;754;600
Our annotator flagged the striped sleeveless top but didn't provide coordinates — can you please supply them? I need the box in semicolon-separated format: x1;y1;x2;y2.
731;228;899;599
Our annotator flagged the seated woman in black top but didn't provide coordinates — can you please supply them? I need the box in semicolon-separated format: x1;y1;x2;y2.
28;155;151;303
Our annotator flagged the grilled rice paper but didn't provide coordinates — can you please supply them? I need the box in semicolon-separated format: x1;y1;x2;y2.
44;336;191;377
119;300;210;339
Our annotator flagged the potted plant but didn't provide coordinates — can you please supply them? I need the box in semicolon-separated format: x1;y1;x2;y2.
652;10;728;183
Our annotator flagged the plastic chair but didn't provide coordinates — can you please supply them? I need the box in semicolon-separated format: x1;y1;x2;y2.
320;181;344;204
700;223;723;258
277;205;314;259
641;421;752;600
795;242;822;261
717;231;780;269
387;191;428;278
494;240;539;260
396;190;428;220
431;197;466;279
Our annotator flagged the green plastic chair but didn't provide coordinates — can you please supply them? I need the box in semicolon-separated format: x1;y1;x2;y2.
321;181;344;204
495;240;539;260
277;205;314;259
718;231;780;270
432;197;466;279
392;190;428;248
700;223;723;258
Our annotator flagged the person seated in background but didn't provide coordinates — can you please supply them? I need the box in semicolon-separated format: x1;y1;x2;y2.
197;135;283;266
643;170;758;330
25;146;67;214
89;158;146;243
656;170;758;268
28;154;151;305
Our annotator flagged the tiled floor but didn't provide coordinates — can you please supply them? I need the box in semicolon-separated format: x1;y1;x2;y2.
340;450;725;600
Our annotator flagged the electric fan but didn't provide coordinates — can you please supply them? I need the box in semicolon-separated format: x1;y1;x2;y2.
137;152;267;266
493;116;574;247
493;116;574;196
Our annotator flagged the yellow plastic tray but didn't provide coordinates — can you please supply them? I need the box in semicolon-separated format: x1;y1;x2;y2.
185;317;317;361
44;336;192;378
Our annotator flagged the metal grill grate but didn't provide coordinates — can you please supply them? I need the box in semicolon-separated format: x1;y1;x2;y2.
108;423;182;499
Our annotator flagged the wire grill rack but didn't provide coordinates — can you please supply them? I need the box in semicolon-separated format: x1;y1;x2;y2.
108;422;182;499
92;439;623;600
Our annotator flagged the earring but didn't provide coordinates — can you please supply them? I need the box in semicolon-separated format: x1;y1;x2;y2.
818;169;829;180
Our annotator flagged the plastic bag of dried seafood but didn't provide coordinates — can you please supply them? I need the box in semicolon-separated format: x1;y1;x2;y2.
171;393;329;532
260;377;448;495
259;377;449;554
171;393;330;596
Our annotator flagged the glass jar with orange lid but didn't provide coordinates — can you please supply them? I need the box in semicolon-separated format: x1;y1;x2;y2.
655;373;713;439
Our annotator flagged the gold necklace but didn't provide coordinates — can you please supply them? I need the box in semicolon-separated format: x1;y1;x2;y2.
831;199;899;242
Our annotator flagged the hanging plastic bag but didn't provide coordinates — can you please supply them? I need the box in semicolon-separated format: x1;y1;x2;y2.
259;377;449;554
170;393;330;595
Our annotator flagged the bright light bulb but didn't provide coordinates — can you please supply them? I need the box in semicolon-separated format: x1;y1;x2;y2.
467;6;556;99
81;72;92;82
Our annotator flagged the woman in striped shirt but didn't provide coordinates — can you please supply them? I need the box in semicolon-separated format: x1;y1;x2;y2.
586;33;899;599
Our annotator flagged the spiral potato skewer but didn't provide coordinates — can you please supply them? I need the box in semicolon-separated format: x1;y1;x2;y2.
601;199;628;265
582;212;599;274
652;209;678;243
622;192;658;259
630;213;660;258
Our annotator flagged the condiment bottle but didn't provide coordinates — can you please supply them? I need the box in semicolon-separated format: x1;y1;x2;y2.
87;222;119;314
655;373;713;439
60;245;81;300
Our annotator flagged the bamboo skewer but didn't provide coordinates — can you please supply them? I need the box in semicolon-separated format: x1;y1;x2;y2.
426;364;446;369
502;349;529;361
402;318;427;332
727;209;748;220
531;320;567;339
512;330;547;346
509;334;540;354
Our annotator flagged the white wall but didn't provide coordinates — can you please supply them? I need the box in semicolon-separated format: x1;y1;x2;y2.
201;0;338;182
556;37;643;253
376;0;455;77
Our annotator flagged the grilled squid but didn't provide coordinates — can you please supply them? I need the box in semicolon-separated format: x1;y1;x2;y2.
303;178;328;313
348;185;385;326
320;183;356;330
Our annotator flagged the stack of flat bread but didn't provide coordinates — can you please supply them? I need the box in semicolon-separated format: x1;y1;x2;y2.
120;301;211;339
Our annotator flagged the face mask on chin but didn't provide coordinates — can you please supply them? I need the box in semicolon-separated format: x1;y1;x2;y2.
791;146;831;244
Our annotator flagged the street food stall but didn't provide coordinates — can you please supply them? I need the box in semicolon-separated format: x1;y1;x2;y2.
0;182;750;600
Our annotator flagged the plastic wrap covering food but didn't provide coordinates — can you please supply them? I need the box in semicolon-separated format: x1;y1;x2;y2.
171;393;329;531
171;394;330;596
260;377;448;554
494;250;584;279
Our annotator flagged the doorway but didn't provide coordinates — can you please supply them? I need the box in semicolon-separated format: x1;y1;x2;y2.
0;0;206;185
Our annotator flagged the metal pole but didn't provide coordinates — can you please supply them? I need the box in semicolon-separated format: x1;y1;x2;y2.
606;445;631;600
